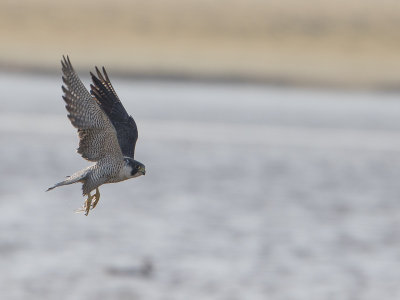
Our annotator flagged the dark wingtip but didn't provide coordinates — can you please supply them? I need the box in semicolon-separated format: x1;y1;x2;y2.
95;66;105;81
102;67;110;81
61;55;68;66
61;55;74;71
90;71;101;84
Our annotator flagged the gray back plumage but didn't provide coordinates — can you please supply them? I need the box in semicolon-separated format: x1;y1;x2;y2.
61;56;123;163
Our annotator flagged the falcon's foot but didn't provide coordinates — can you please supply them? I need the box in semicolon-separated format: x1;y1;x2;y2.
75;189;99;216
91;188;101;209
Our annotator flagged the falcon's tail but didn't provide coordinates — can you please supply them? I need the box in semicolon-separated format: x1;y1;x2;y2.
46;168;90;192
46;177;76;191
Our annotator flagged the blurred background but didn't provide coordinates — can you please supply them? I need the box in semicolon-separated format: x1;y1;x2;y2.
1;0;400;299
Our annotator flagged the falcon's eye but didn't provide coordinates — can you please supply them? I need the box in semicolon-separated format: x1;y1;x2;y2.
137;165;141;170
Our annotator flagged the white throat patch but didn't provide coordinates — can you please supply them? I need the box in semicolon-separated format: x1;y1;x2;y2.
118;164;133;180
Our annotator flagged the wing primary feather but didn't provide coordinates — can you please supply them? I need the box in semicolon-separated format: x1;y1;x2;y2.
102;67;110;82
59;55;123;162
90;67;138;158
95;67;105;82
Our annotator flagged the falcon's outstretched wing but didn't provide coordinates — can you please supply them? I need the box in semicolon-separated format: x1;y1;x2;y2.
61;56;123;162
90;67;138;158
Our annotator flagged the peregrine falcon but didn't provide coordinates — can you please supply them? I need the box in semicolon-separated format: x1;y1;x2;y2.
47;56;146;215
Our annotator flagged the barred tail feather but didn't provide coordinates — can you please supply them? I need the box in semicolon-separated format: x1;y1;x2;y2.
46;168;90;192
46;177;79;192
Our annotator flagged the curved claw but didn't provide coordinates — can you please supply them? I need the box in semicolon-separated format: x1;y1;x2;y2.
75;192;95;216
74;188;101;216
91;188;101;209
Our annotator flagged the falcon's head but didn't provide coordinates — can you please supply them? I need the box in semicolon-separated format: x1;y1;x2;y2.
120;157;146;179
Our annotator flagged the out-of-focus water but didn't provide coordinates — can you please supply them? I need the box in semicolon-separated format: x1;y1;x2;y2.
1;72;400;300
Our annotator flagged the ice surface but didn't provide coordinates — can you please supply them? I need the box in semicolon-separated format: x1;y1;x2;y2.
1;73;400;299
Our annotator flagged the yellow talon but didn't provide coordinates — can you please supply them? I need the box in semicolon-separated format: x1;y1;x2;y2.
75;191;95;216
91;188;101;209
85;194;93;216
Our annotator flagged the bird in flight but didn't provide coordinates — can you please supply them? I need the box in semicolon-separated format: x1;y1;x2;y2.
47;56;146;215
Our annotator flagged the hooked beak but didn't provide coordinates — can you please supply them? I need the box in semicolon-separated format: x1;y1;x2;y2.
139;167;146;176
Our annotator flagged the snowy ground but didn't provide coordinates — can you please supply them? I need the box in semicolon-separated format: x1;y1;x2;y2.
1;72;400;299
